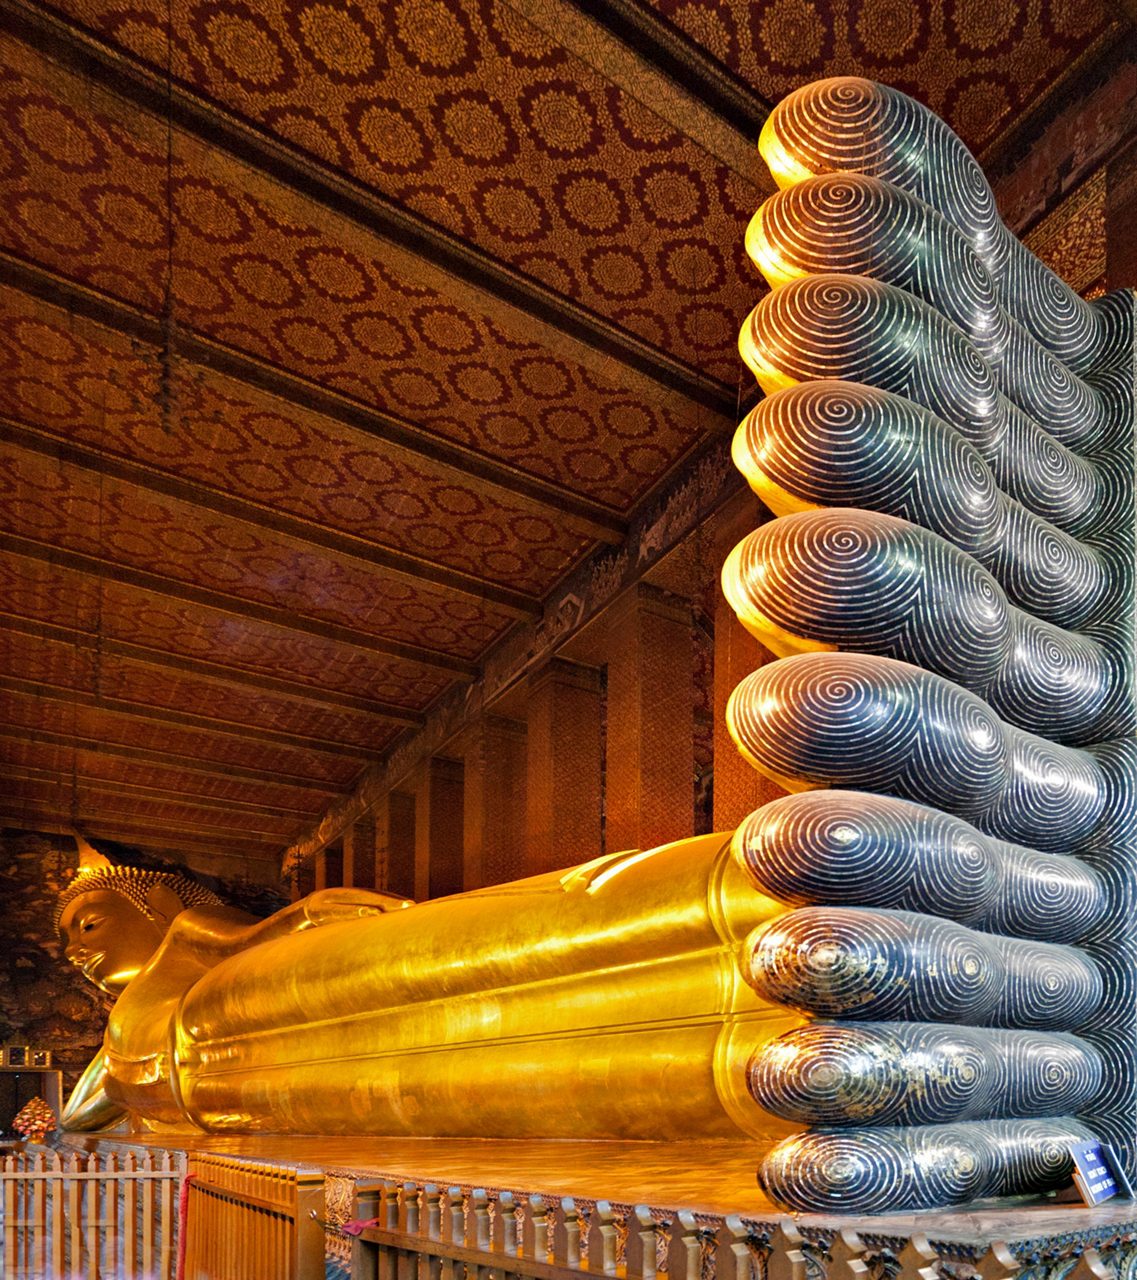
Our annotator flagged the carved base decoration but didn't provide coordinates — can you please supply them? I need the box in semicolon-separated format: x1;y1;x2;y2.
724;77;1136;1213
336;1166;1137;1280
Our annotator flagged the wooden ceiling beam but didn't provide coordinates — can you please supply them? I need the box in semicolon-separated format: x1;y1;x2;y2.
0;807;286;860
559;0;772;135
0;0;736;419
0;724;344;793
0;535;479;680
1;798;288;841
4;764;311;820
0;253;626;548
0;674;382;761
3;416;543;619
980;26;1136;181
0;613;429;724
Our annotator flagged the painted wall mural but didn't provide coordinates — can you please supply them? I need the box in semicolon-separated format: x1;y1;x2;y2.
723;76;1136;1212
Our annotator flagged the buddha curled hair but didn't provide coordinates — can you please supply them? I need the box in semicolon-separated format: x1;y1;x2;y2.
55;865;223;933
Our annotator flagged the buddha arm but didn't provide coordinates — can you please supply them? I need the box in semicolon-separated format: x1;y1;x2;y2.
94;892;408;1128
233;888;411;945
61;1049;127;1132
152;891;405;971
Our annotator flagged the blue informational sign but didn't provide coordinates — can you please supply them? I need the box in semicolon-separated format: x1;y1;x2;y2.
1070;1140;1134;1206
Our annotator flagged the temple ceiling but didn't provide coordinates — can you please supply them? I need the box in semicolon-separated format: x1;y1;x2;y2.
0;0;1128;876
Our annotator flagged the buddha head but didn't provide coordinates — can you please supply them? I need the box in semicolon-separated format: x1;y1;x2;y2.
55;838;223;995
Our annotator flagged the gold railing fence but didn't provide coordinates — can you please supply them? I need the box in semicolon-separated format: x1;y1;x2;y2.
347;1179;1037;1280
181;1152;325;1280
0;1146;184;1280
349;1180;763;1280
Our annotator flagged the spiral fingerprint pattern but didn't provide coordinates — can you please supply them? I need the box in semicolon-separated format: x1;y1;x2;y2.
749;1023;1103;1125
732;381;1109;630
735;77;1136;1214
732;791;1107;942
741;274;1113;537
757;77;1127;375
748;176;1117;453
760;1118;1093;1215
723;509;1116;741
745;908;1102;1028
727;652;1105;848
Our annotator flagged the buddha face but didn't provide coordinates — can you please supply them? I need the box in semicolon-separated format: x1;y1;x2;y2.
58;889;167;995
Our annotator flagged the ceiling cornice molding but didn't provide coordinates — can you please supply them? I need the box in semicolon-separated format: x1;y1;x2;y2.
980;25;1135;190
0;252;627;547
0;614;426;724
0;0;737;416
0;674;381;760
0;534;479;679
983;27;1137;238
0;723;344;792
3;417;543;619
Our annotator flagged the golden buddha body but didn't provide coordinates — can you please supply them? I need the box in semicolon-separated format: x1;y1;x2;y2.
57;838;799;1142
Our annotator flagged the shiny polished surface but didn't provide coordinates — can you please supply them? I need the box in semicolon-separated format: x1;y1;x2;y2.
722;75;1135;1214
59;889;168;996
59;839;801;1143
750;1023;1104;1126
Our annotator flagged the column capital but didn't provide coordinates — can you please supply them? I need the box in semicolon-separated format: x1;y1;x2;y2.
607;581;693;628
528;656;603;695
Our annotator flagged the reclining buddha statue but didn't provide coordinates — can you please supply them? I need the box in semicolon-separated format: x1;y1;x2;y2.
57;77;1135;1217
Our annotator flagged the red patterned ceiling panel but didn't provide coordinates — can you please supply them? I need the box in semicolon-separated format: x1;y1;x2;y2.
0;286;594;595
34;0;763;382
0;36;714;506
5;776;301;836
0;628;401;752
0;688;362;786
0;443;513;659
0;554;453;706
647;0;1117;154
0;737;334;811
